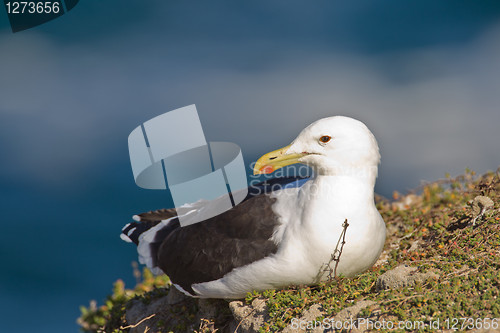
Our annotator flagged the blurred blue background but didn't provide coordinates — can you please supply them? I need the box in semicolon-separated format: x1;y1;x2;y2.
1;1;499;332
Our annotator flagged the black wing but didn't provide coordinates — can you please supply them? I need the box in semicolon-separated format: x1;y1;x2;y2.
157;193;279;295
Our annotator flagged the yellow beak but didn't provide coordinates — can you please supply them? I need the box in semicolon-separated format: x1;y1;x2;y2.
253;144;307;175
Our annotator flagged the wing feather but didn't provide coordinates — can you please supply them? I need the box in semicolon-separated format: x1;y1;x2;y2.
157;193;279;294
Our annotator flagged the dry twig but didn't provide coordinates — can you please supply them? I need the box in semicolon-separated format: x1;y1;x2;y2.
119;313;156;330
322;219;349;280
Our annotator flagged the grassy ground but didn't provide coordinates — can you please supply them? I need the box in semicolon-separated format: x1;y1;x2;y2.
79;168;500;332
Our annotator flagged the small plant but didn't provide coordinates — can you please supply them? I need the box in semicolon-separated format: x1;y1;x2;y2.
78;266;170;333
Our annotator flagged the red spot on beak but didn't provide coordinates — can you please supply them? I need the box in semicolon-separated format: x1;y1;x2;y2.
260;165;274;174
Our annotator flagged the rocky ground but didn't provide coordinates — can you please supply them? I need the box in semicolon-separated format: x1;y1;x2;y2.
79;168;500;332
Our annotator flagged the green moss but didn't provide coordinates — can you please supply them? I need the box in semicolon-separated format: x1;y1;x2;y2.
78;267;170;333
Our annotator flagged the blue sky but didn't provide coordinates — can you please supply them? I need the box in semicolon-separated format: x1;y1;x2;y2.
0;1;499;332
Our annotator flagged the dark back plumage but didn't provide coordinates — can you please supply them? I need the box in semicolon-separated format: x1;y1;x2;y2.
158;193;278;294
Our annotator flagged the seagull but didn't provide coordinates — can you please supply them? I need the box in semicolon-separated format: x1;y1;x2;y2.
121;116;386;299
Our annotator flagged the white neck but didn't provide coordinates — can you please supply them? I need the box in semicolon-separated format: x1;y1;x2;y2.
270;169;378;242
296;172;376;228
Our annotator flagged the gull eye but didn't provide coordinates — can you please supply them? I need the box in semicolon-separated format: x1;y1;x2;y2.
319;135;331;144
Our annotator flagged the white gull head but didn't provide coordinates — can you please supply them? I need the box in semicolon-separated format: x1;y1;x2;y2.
254;116;380;183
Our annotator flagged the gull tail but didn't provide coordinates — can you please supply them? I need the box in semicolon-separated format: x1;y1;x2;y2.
121;209;180;274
